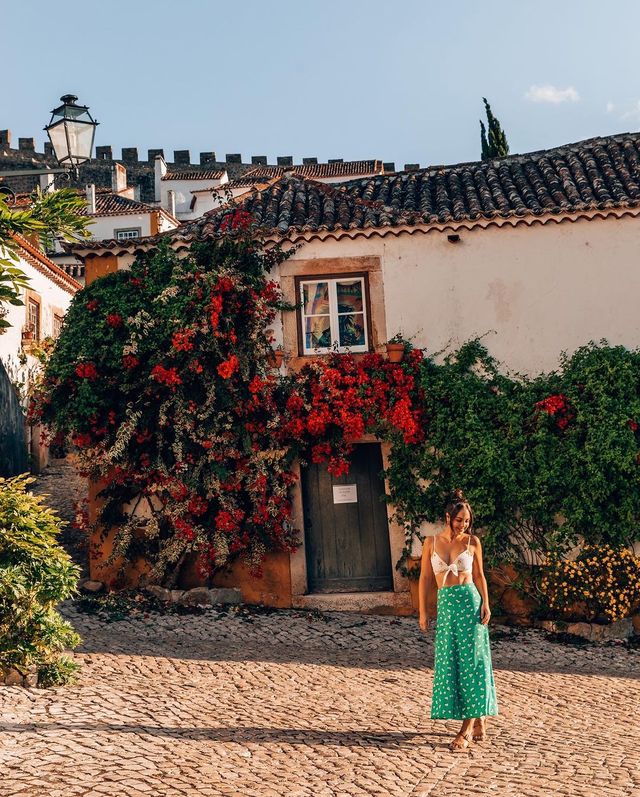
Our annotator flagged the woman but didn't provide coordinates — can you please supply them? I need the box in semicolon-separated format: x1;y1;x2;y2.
418;490;498;751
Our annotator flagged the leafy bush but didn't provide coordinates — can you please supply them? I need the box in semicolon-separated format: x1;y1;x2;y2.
31;234;299;584
0;474;81;685
540;545;640;623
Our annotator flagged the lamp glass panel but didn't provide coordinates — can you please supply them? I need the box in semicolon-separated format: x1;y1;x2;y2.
47;122;70;162
64;120;95;162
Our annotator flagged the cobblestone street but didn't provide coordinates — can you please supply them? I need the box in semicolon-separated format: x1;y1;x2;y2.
1;601;639;797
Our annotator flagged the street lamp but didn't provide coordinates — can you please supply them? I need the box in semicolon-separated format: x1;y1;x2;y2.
44;94;99;173
0;94;99;184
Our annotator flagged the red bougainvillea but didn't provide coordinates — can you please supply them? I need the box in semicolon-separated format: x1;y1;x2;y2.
535;393;574;430
279;350;425;476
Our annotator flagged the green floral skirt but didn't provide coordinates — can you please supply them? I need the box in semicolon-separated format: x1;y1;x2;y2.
430;582;499;720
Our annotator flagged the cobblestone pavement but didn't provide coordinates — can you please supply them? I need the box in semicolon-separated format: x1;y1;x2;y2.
30;455;88;576
1;603;639;797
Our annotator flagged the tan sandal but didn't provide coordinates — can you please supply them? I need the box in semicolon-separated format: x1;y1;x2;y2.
472;718;487;742
449;730;473;752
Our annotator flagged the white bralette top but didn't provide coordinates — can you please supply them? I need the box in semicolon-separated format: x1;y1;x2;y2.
430;535;474;584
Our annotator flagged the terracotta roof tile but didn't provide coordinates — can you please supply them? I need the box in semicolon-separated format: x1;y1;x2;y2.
81;193;157;216
161;170;226;181
68;132;640;252
246;160;383;180
341;133;640;223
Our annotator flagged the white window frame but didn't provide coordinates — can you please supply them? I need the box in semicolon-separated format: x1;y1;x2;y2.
114;227;141;240
299;275;369;355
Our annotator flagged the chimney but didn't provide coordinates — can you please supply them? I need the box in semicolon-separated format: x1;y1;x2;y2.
19;138;35;151
277;156;293;167
226;153;242;164
303;157;318;165
0;130;11;149
251;155;267;165
383;162;395;173
39;172;56;192
148;148;164;162
328;158;343;164
86;184;96;215
404;163;420;172
200;151;217;165
167;189;176;218
112;162;127;194
154;154;167;203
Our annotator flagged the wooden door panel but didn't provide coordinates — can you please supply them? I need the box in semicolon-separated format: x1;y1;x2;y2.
302;443;392;593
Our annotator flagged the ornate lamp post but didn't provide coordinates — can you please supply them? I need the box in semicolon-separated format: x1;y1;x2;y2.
0;94;99;184
44;94;99;174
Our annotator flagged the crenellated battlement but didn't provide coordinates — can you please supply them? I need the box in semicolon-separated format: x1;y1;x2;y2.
0;127;409;201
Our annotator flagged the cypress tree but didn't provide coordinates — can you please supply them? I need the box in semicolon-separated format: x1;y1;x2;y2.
480;97;509;160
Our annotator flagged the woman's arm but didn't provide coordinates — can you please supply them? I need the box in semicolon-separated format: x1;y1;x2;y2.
471;535;491;625
418;536;433;631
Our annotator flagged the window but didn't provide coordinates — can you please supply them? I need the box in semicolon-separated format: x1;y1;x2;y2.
114;228;141;240
27;298;40;340
298;275;369;354
53;313;64;339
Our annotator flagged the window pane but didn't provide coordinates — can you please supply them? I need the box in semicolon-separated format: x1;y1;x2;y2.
302;282;329;315
305;315;332;350
336;279;363;314
338;313;366;347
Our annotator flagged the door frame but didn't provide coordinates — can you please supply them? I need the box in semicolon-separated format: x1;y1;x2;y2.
290;437;409;596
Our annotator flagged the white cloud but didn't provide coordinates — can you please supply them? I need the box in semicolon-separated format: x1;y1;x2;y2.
606;101;615;114
524;85;580;104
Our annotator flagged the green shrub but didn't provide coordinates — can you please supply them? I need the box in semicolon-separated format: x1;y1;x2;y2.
0;474;81;685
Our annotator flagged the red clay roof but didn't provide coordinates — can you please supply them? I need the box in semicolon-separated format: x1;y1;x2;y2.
161;170;226;181
12;234;82;294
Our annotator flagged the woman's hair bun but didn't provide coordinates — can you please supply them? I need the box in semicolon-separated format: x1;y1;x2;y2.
450;488;467;502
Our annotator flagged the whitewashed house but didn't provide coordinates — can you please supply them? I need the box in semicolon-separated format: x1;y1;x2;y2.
0;234;81;471
70;130;640;611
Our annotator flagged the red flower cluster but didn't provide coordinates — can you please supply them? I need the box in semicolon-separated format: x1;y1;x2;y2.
72;432;93;448
215;508;244;532
209;293;223;330
217;354;239;379
75;362;98;380
628;419;639;433
535;393;573;431
220;209;253;232
280;351;425;475
106;313;123;328
174;517;195;541
123;354;140;369
150;364;182;388
172;329;195;351
86;299;99;312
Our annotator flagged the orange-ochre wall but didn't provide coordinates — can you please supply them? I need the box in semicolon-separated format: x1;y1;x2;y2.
84;254;119;286
87;479;293;605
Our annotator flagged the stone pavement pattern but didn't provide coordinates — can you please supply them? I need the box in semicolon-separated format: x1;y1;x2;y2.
1;604;639;797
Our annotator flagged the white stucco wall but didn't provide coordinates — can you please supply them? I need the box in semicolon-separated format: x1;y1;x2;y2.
161;175;229;220
88;213;153;241
0;250;76;397
277;213;640;375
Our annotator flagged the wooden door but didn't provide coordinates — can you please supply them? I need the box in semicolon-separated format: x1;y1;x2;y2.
301;443;393;593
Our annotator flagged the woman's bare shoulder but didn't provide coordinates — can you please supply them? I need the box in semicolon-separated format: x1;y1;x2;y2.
468;533;481;548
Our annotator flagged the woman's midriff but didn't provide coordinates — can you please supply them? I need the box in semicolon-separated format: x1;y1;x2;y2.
435;575;474;590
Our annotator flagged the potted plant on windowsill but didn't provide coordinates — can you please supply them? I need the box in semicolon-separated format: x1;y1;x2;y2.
270;344;285;369
21;324;35;342
386;334;406;363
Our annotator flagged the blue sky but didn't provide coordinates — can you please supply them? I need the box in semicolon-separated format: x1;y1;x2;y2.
5;0;640;168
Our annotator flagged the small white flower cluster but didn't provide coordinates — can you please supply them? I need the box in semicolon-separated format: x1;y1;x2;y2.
103;408;142;464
